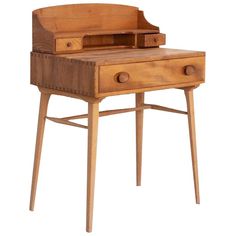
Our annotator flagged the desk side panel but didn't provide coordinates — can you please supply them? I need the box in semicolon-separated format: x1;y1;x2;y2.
30;52;96;97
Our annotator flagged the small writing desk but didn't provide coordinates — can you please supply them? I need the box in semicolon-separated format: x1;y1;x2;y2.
29;4;205;232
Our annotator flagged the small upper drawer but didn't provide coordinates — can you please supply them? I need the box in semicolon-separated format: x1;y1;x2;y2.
137;33;166;48
55;38;82;53
99;56;205;94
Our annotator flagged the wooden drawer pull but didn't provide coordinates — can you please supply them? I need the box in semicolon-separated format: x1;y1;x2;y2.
66;42;72;48
184;65;195;75
116;72;130;83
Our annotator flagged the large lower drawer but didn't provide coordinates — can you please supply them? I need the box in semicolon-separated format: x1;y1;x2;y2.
99;56;205;94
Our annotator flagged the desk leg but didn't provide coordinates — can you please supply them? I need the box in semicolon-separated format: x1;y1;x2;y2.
86;102;99;232
184;88;200;204
136;93;144;186
30;92;50;210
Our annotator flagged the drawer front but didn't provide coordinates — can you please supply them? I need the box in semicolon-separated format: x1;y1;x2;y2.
137;33;166;48
99;57;205;94
55;38;82;53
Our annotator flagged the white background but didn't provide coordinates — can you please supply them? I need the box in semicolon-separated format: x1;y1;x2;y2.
0;0;236;235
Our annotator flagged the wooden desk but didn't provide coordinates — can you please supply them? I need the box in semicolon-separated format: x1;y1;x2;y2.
29;4;205;232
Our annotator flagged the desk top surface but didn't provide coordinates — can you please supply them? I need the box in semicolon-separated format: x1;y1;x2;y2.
56;48;205;66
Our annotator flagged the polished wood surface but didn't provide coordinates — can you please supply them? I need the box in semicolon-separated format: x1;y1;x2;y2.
30;92;50;210
185;88;200;204
99;56;205;94
136;93;144;186
56;37;83;53
31;53;97;97
137;33;166;48
33;4;163;54
86;102;99;232
54;29;159;38
30;4;205;232
31;48;205;98
39;87;102;103
58;48;205;64
34;4;139;32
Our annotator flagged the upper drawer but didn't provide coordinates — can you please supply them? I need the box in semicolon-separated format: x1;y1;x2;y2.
99;56;205;94
55;38;83;53
137;33;166;48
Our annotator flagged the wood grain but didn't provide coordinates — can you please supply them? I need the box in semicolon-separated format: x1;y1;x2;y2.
99;56;205;94
31;49;205;98
59;48;205;65
32;13;54;53
34;4;138;32
38;87;102;104
56;38;83;53
32;4;163;53
137;33;166;48
30;92;50;210
136;93;144;186
30;4;205;232
55;29;159;38
184;88;200;204
31;53;97;97
86;102;99;232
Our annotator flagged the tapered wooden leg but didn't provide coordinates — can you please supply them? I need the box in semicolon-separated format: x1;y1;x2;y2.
30;92;50;210
184;88;200;204
86;102;99;232
136;93;144;186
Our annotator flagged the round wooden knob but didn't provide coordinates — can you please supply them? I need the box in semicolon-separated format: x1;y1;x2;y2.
116;72;130;83
184;65;195;75
67;42;72;48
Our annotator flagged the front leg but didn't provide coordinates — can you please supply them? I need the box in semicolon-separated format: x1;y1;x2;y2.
184;88;200;204
86;102;99;232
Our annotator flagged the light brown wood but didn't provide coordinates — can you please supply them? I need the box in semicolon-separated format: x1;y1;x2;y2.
136;93;144;186
32;4;163;53
148;104;187;115
30;92;50;210
86;102;99;232
62;105;151;120
116;72;130;83
56;38;83;53
38;87;102;104
99;56;205;94
59;48;205;65
33;13;54;53
34;4;138;32
55;29;159;38
184;65;196;76
137;33;166;48
84;34;136;49
84;35;117;47
184;88;200;204
46;116;88;129
31;53;97;97
98;82;203;98
30;4;205;232
31;49;205;98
